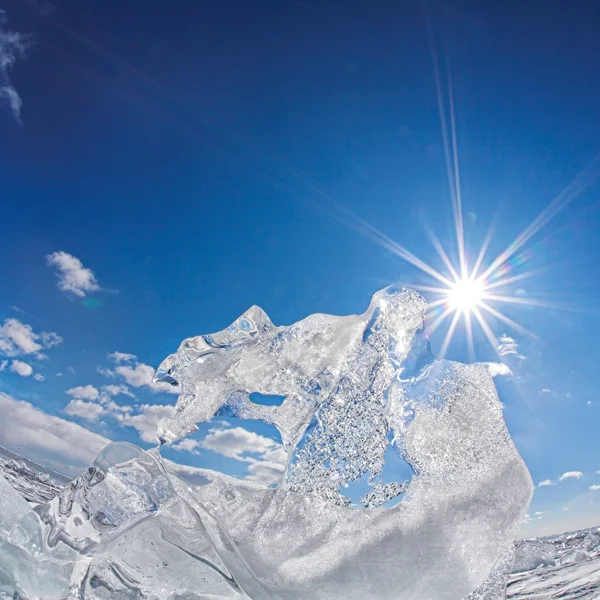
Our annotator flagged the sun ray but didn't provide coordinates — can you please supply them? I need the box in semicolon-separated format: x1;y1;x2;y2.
470;223;495;280
426;227;461;281
480;156;600;282
484;268;550;291
472;307;499;352
484;293;600;316
439;310;461;359
426;305;455;337
464;311;475;362
478;302;538;340
445;56;467;279
410;283;451;295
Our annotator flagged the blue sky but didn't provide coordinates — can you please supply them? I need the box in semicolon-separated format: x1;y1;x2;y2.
1;0;600;537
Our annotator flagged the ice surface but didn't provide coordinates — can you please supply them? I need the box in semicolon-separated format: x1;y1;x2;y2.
0;286;533;599
507;527;600;599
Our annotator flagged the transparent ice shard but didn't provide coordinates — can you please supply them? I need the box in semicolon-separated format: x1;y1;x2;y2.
0;286;533;599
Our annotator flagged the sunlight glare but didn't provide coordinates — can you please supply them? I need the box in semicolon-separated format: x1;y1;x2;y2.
446;278;485;314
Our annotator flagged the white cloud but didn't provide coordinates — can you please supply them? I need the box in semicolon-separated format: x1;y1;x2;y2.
537;479;554;488
0;392;110;475
497;335;525;360
0;318;62;357
0;359;7;371
64;399;105;421
56;372;63;377
540;388;552;394
484;362;513;377
200;426;287;486
559;471;583;481
10;360;33;377
108;351;137;363
171;438;202;454
116;404;176;443
46;251;100;298
201;427;278;462
590;485;600;491
114;361;178;394
101;384;135;399
587;401;592;406
97;366;114;378
563;507;570;511
66;385;99;401
0;10;28;121
33;373;45;382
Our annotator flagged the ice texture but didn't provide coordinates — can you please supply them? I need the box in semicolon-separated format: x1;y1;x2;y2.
0;286;533;599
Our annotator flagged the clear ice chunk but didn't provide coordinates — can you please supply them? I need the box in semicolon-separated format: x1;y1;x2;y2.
0;286;533;599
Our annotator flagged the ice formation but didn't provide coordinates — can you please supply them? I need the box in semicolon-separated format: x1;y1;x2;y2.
0;285;533;599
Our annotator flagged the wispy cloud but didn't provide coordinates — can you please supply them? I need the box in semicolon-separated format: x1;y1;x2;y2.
0;318;62;358
0;10;29;121
46;251;101;298
484;362;513;377
590;485;600;491
537;479;554;488
559;471;583;481
108;351;137;363
0;360;7;371
540;388;552;395
497;334;525;360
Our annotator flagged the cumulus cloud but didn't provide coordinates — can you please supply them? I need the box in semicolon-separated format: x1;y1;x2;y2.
537;479;554;488
108;351;137;363
116;403;176;443
559;471;583;481
0;10;29;121
114;361;178;394
65;399;105;421
33;373;45;382
101;384;135;399
484;362;513;377
200;426;287;486
590;485;600;491
497;335;525;360
10;360;33;377
171;438;202;454
0;318;62;357
66;385;99;401
46;251;101;298
0;392;110;475
202;427;278;462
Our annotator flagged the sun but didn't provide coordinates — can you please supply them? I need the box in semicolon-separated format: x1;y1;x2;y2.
446;277;486;314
